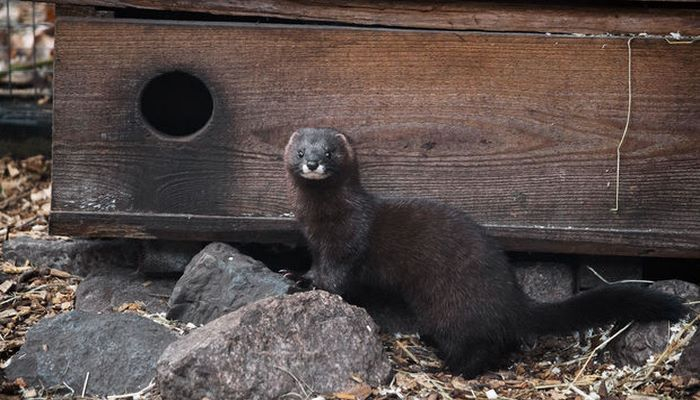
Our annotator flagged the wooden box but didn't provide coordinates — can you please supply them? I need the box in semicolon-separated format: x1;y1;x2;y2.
49;1;700;257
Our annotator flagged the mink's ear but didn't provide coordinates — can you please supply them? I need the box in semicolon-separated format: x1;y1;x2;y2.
284;130;301;157
284;130;300;160
335;132;355;159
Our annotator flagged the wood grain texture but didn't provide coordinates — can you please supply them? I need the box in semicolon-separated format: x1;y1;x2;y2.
51;18;700;256
48;0;700;36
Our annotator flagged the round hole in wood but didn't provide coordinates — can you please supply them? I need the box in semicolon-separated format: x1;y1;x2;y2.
139;71;213;137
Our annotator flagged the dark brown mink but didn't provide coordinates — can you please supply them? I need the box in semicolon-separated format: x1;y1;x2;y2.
283;127;689;377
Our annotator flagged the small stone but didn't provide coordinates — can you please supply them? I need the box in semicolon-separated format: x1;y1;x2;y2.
514;261;575;303
157;291;391;400
6;310;178;396
611;280;699;366
166;242;295;325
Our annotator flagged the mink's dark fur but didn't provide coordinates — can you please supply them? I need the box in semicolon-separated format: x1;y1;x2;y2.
284;127;689;377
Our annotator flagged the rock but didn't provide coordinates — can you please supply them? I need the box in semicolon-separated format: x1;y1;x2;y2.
75;269;176;314
157;291;391;400
612;280;699;366
514;261;575;303
649;280;700;314
166;242;294;325
675;330;700;378
1;236;139;277
138;240;205;277
5;311;178;396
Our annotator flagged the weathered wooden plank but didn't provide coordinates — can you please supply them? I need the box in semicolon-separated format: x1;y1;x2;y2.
49;211;700;258
49;211;300;243
51;19;700;256
48;0;700;36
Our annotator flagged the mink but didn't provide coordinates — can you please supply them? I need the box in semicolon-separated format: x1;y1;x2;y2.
283;127;689;377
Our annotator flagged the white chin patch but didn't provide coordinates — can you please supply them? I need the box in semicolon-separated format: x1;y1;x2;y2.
301;164;328;180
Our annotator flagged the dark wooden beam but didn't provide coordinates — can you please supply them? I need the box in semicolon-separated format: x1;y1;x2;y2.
48;0;700;36
49;211;700;258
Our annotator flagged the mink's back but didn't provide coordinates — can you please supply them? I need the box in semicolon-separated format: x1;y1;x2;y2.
360;196;530;340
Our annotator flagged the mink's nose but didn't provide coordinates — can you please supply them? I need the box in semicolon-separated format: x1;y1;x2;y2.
306;161;319;171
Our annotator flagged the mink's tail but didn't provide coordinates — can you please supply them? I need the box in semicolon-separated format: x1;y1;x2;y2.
525;285;690;336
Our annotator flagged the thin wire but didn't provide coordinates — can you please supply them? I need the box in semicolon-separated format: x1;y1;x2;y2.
5;0;12;96
610;37;633;213
31;0;37;97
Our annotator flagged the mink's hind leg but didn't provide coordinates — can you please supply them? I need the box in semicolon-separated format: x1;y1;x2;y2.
433;333;516;377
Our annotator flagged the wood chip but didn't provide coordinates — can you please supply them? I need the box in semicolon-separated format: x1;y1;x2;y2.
7;163;20;178
49;268;72;278
1;265;31;274
333;394;356;400
339;383;373;400
116;302;145;312
22;155;46;174
0;279;15;293
0;309;19;319
451;376;471;391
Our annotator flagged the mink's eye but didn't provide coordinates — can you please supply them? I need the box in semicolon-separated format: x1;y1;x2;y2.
325;152;331;159
297;150;304;158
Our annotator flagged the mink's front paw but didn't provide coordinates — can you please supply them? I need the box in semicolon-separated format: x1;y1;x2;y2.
279;269;315;292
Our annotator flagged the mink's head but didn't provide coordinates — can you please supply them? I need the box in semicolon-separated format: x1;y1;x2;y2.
284;128;357;183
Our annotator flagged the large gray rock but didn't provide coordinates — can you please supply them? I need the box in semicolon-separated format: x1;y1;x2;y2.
1;236;139;277
75;269;176;314
166;242;295;325
514;261;575;303
157;291;391;400
5;311;178;396
612;280;698;366
138;240;205;277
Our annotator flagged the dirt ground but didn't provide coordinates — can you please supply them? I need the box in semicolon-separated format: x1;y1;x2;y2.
1;155;698;400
